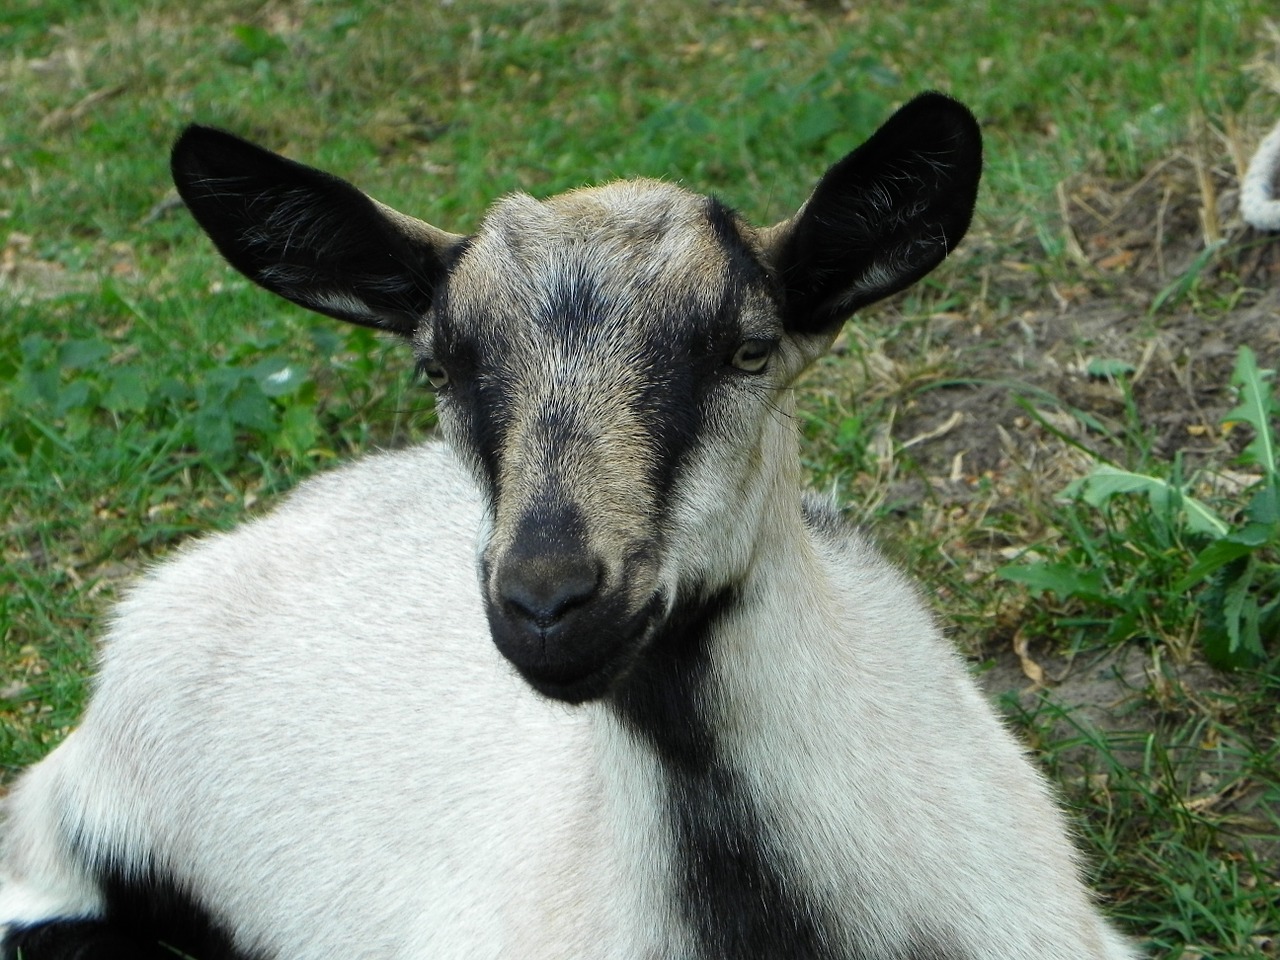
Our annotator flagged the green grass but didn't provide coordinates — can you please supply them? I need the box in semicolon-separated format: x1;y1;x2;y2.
3;1;1280;957
1007;681;1280;959
1000;347;1280;669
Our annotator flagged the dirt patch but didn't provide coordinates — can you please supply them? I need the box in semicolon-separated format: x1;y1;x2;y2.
977;642;1280;871
978;642;1230;768
908;160;1280;550
837;146;1280;878
881;147;1280;503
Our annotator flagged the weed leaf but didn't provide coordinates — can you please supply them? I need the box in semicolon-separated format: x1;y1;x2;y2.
1175;523;1275;591
1085;357;1135;378
1246;479;1280;525
1202;557;1270;668
997;562;1110;603
1065;465;1228;537
102;366;149;413
1224;346;1277;475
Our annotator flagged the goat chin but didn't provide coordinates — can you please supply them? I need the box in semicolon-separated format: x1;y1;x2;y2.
1;93;1142;960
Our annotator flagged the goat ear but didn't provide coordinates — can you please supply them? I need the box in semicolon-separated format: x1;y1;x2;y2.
762;92;982;335
171;126;463;337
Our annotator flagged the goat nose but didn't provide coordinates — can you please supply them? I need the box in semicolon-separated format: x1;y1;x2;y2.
500;559;602;627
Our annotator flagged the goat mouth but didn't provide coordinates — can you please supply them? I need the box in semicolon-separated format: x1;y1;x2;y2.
490;592;665;704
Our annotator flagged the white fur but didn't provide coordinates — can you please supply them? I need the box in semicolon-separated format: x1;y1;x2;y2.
1;434;1140;959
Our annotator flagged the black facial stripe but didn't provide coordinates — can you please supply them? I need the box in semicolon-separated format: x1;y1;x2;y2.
627;327;706;516
463;375;515;495
705;195;783;305
627;286;770;516
434;266;611;502
611;586;843;960
455;371;599;509
432;288;513;494
622;206;773;511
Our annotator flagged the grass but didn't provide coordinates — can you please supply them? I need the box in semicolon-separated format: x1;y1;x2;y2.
3;1;1279;956
999;347;1280;669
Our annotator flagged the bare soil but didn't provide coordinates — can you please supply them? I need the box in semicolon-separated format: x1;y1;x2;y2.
890;152;1280;503
847;148;1280;871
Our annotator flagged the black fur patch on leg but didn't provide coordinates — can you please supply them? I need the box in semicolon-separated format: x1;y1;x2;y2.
5;919;138;959
3;918;185;960
4;864;266;960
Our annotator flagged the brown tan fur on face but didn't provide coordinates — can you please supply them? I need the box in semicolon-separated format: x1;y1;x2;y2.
435;180;773;611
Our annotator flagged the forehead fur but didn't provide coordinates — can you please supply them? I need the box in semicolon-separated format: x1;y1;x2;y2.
445;179;754;322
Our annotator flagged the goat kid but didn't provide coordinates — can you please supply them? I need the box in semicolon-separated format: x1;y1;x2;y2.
0;93;1140;959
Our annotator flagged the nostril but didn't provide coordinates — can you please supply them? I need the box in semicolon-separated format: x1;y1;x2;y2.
500;559;602;627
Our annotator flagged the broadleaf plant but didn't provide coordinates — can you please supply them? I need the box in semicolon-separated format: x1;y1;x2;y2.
1000;346;1280;669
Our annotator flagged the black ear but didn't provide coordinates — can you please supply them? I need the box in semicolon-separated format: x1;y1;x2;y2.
170;126;463;336
765;92;982;334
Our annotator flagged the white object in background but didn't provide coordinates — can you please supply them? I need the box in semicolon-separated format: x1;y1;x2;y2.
1241;119;1280;230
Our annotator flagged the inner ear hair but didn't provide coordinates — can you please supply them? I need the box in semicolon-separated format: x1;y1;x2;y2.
171;125;464;336
763;92;982;335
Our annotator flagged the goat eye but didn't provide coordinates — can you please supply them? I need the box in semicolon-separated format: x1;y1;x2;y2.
729;338;774;374
415;358;450;391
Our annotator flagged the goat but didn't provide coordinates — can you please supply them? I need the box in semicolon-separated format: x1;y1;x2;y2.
0;93;1141;960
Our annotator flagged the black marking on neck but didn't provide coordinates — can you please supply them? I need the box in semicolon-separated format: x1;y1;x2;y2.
611;585;844;960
